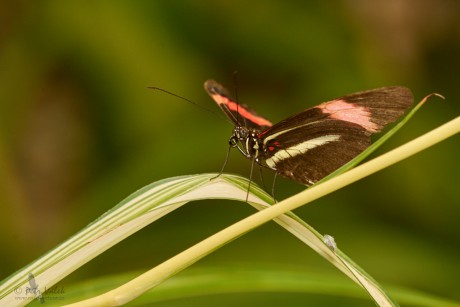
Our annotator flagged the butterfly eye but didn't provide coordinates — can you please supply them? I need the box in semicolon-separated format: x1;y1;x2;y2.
235;127;249;140
229;136;238;147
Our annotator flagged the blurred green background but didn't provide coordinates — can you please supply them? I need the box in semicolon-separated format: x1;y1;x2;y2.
1;1;459;305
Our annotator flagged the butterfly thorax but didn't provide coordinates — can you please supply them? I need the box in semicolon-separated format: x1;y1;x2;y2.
229;126;263;162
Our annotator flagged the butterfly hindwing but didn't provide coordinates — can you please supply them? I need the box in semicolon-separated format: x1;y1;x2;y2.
259;119;370;184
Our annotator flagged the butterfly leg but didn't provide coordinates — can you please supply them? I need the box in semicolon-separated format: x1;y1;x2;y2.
271;173;278;203
257;165;277;203
245;156;257;202
211;145;232;180
258;166;268;191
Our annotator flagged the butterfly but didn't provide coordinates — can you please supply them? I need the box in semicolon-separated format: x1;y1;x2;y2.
205;80;413;185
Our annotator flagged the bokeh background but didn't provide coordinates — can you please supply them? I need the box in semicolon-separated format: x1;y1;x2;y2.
1;1;459;305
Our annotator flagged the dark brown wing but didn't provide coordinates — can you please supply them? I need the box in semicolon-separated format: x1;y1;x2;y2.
258;86;413;185
259;119;369;185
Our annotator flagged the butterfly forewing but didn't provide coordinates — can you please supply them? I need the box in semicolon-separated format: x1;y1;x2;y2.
316;86;414;133
258;86;413;185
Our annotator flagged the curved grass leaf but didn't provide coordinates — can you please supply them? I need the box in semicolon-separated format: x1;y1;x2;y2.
0;172;396;306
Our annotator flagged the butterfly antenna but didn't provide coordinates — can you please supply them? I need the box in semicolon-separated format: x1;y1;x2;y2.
232;70;242;126
148;86;219;118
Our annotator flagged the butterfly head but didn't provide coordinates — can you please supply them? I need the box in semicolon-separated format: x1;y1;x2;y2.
228;126;262;161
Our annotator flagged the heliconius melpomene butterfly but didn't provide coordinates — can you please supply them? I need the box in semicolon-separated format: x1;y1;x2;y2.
204;80;413;185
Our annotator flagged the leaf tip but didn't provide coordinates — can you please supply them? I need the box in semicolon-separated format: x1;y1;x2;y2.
421;92;445;105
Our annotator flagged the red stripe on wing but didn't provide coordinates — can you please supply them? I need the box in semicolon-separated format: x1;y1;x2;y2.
210;93;273;127
318;100;379;132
